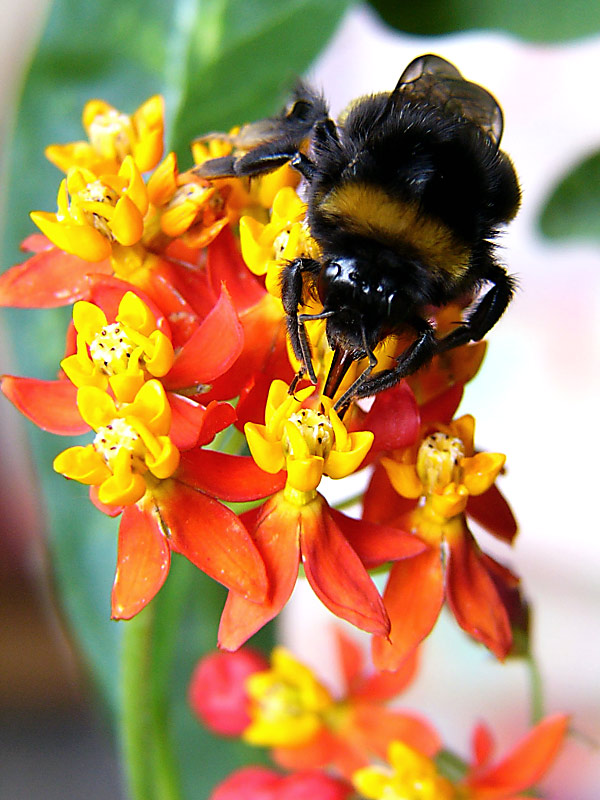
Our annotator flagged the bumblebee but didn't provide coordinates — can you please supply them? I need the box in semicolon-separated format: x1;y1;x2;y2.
195;54;520;411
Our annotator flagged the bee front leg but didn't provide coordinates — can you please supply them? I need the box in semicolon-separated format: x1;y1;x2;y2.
437;264;516;353
348;319;437;401
280;258;322;385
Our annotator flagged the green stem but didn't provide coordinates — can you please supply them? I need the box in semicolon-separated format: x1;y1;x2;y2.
525;651;545;724
119;604;183;800
120;607;155;800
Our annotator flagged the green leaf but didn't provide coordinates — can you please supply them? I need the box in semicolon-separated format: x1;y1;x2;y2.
539;150;600;241
167;0;350;162
367;0;600;42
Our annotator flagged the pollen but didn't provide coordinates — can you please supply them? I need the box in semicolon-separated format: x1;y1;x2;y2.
93;418;143;467
88;110;135;162
416;432;465;493
284;408;334;459
89;323;137;375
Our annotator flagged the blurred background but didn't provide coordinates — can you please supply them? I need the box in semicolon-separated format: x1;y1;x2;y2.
1;1;599;798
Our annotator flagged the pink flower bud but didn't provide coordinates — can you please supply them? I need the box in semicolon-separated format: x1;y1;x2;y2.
188;648;268;736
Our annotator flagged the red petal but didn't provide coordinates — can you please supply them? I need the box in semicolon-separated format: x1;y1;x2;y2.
372;547;444;671
467;484;518;544
188;648;268;736
209;766;280;800
362;463;418;525
360;381;420;453
163;288;243;387
353;647;420;702
144;269;203;348
21;233;53;253
168;394;235;450
151;252;217;321
278;767;353;800
472;722;496;768
203;294;289;405
111;500;170;619
467;714;569;796
87;275;171;337
0;248;110;307
218;496;300;651
446;530;512;659
176;449;285;502
1;376;88;434
351;705;441;758
332;507;426;568
160;481;267;602
300;500;390;636
207;227;265;312
419;384;463;424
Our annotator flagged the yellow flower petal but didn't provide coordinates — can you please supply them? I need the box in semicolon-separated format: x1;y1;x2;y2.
244;422;285;474
382;457;424;499
324;430;373;479
53;444;111;485
462;452;506;495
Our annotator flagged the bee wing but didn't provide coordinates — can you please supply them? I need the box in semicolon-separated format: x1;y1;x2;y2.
194;83;330;179
390;53;504;146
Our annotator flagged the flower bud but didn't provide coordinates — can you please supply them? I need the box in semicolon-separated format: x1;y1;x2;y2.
188;648;268;736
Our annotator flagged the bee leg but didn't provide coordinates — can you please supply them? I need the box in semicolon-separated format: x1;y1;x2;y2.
290;152;317;181
348;320;437;402
281;258;322;383
437;265;516;352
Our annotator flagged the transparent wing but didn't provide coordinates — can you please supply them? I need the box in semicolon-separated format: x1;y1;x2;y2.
390;53;504;146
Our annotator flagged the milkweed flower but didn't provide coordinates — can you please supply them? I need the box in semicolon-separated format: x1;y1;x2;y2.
352;713;569;800
2;281;244;451
364;414;519;669
1;281;284;621
45;95;164;175
189;632;438;779
31;156;148;262
218;380;426;650
239;186;319;296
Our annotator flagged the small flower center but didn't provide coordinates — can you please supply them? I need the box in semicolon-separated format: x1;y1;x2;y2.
88;110;134;162
89;323;137;375
93;417;144;470
273;227;292;259
257;681;306;722
416;433;465;493
284;408;334;459
78;180;120;238
168;182;213;210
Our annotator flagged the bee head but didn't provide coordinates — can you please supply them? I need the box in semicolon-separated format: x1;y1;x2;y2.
317;256;408;350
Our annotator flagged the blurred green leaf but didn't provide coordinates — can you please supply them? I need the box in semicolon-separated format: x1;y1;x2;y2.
539;150;600;241
167;0;350;162
368;0;600;41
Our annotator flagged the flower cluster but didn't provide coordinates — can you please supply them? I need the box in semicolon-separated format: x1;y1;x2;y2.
0;93;570;798
189;636;569;800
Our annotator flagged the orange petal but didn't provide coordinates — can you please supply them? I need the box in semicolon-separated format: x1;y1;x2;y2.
351;705;441;759
352;647;420;702
111;499;170;619
1;376;88;435
446;529;512;660
466;714;569;796
300;500;390;636
160;481;267;603
163;287;243;388
467;484;518;544
0;247;110;308
372;547;444;671
218;496;300;651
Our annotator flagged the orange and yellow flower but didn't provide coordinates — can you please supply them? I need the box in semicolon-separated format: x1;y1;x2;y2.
361;414;519;670
31;156;148;262
45;95;164;175
218;380;425;650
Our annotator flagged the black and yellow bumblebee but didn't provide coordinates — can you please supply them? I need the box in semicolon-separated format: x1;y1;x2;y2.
195;54;521;411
